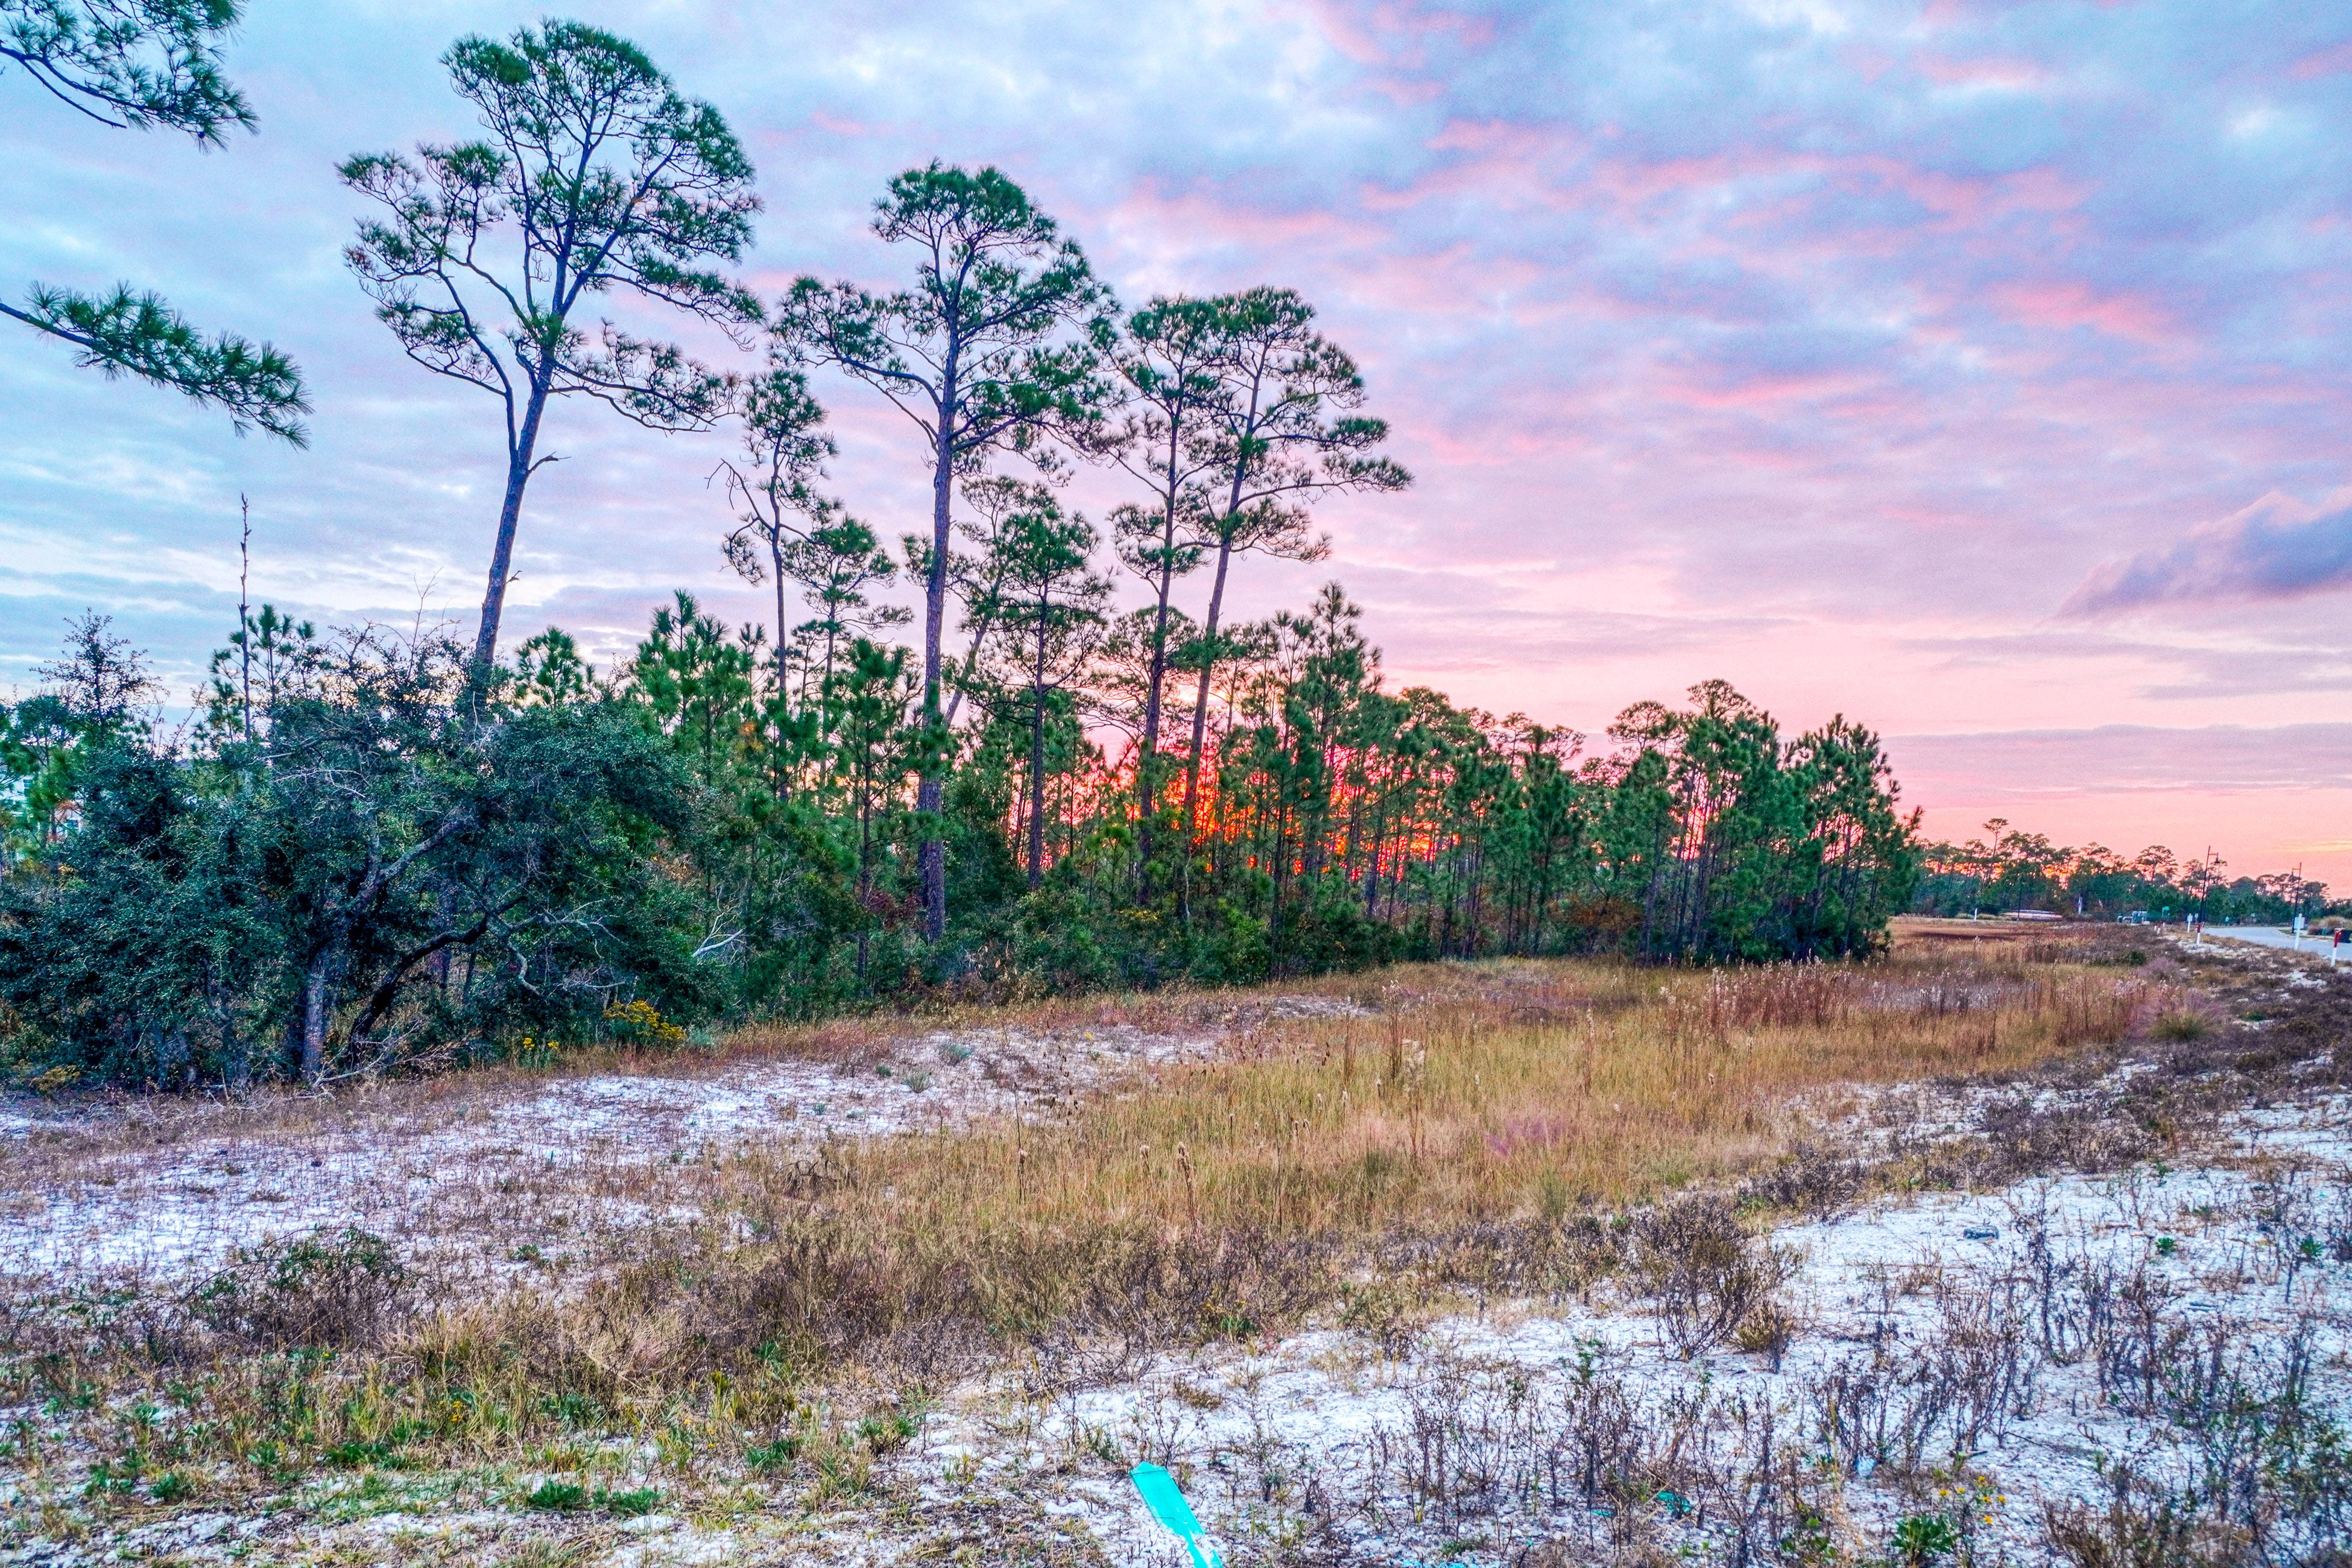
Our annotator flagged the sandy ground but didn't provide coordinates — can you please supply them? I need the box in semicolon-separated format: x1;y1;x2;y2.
2;947;2344;1566
939;1090;2352;1567
80;1086;2328;1568
0;1019;1219;1283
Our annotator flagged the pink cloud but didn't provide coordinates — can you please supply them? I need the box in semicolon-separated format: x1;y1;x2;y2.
2290;41;2352;80
1916;54;2053;90
1991;280;2178;345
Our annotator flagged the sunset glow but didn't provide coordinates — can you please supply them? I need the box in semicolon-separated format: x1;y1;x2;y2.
5;0;2347;881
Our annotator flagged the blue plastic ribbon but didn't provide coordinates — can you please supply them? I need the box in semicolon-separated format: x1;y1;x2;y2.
1131;1463;1224;1568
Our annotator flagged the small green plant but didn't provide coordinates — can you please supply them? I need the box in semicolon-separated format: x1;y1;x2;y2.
326;1437;402;1468
2151;1010;2210;1042
525;1479;588;1511
745;1437;801;1473
83;1455;142;1496
1200;1301;1257;1342
149;1471;196;1503
807;1441;874;1505
599;1485;660;1517
1892;1513;1959;1566
1076;1423;1122;1465
2154;1236;2179;1257
540;1391;602;1427
939;1040;973;1065
858;1406;921;1455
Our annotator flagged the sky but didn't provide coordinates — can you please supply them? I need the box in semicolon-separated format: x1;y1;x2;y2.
4;0;2350;885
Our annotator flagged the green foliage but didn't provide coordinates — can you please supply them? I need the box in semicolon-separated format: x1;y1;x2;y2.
8;282;309;441
340;17;761;665
0;618;709;1087
2;2;308;438
524;1478;586;1511
1913;821;2325;923
2;0;251;139
1;557;1920;1090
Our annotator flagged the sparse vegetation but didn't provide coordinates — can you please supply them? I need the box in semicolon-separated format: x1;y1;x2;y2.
0;929;2344;1563
1;10;2344;1567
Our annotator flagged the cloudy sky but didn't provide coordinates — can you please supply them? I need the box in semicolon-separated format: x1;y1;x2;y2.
5;0;2350;882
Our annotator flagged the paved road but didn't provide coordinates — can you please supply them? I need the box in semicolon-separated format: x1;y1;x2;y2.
2198;925;2343;961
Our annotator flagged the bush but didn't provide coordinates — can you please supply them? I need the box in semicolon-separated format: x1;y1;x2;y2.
185;1228;409;1348
1632;1196;1789;1359
0;628;709;1088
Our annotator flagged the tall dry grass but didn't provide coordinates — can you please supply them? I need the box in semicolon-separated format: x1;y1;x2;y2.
5;940;2166;1503
399;947;2151;1405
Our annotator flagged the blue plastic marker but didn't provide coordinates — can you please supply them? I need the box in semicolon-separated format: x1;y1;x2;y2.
1130;1463;1224;1568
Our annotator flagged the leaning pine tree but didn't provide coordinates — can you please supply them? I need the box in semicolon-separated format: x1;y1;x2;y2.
340;19;762;675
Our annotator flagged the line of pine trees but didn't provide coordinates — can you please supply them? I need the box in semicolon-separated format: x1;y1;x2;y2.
0;16;1922;1089
1911;821;2331;924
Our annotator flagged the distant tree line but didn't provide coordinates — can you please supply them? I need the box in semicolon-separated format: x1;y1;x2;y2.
0;16;1923;1089
1911;818;2330;925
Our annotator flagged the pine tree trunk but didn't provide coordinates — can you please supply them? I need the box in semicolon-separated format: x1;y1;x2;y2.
472;379;552;677
1181;538;1234;839
1029;629;1050;890
917;378;956;943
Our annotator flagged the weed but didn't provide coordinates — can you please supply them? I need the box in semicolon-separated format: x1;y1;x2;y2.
2152;1011;2211;1042
858;1406;921;1455
1339;1279;1427;1356
1733;1298;1797;1370
184;1227;408;1348
525;1478;587;1511
1892;1513;1959;1566
746;1436;801;1472
1633;1196;1789;1358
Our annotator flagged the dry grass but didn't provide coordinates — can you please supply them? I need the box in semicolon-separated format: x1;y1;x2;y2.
7;932;2223;1546
792;953;2128;1241
383;944;2157;1402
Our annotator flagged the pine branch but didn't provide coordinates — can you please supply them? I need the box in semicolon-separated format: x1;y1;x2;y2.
7;282;309;443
